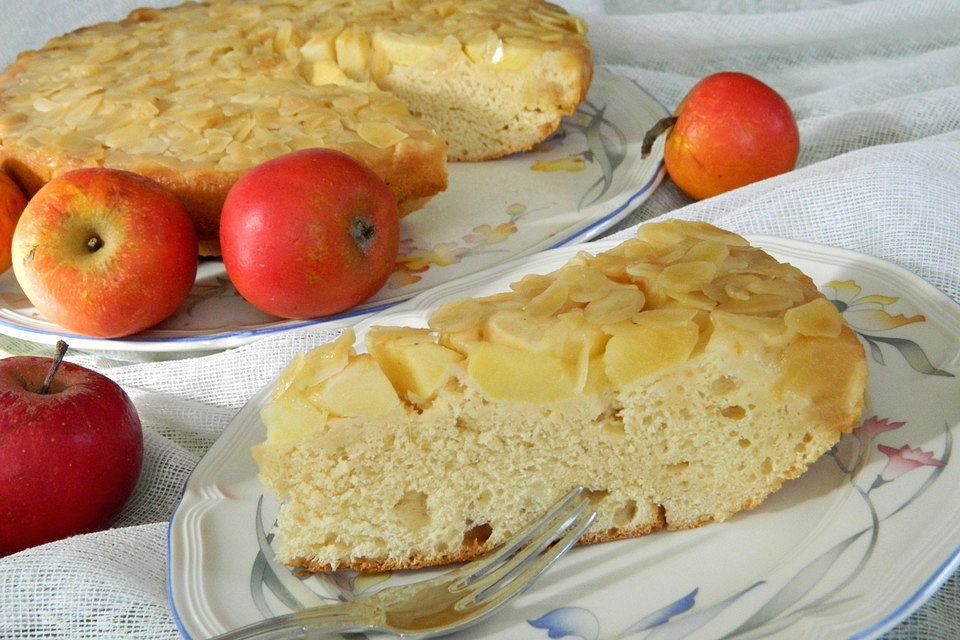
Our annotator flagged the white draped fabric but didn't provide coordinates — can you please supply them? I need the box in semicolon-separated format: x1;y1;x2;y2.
1;1;959;638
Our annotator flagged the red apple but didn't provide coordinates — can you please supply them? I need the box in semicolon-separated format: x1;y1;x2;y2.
0;171;27;273
220;148;400;319
11;168;199;338
645;72;799;200
0;342;143;556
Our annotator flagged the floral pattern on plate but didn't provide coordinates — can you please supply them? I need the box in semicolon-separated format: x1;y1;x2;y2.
390;96;632;291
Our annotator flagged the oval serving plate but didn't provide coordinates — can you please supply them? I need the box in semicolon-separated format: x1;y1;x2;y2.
168;235;960;640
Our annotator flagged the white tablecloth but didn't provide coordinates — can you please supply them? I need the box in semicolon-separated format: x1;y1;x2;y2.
1;1;959;638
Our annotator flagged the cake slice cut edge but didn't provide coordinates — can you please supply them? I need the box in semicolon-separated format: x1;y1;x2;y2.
251;219;869;573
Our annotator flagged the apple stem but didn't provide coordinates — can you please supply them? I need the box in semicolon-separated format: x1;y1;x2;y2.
87;236;104;252
640;116;678;158
40;340;69;395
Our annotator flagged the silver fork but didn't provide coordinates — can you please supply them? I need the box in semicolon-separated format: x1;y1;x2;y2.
209;487;596;640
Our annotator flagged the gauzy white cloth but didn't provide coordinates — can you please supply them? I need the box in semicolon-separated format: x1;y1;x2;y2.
1;1;960;638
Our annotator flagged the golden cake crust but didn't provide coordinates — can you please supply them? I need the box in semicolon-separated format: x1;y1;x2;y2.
0;0;591;255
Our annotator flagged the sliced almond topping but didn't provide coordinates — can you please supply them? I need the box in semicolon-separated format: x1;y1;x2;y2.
584;286;645;325
658;260;717;293
356;121;409;148
429;298;488;334
524;279;570;319
784;298;843;337
559;265;615;303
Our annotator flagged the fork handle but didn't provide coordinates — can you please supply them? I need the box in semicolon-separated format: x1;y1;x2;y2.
208;601;377;640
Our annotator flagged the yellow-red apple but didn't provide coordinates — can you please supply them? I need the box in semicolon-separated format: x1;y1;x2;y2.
645;72;800;200
220;148;400;319
0;342;142;555
11;168;198;338
0;171;27;273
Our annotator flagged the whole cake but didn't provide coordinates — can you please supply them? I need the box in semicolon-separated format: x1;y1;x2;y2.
252;219;868;572
0;0;592;254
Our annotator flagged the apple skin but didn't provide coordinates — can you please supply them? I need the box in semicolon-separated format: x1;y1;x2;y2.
0;171;27;273
0;354;143;556
664;72;800;200
220;148;400;319
11;168;199;338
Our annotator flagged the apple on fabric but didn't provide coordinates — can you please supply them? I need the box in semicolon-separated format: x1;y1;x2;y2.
643;71;800;200
11;168;199;338
219;148;400;319
0;341;143;556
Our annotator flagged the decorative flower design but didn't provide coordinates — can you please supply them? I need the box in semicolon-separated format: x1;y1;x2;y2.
398;242;469;272
531;156;587;173
386;269;423;290
463;222;518;245
847;416;908;473
389;209;527;288
826;280;925;332
551;100;627;209
529;606;600;640
824;280;953;377
872;444;946;489
854;416;907;452
383;98;626;290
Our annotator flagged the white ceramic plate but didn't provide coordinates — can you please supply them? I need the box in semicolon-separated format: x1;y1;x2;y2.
0;68;667;359
167;235;960;640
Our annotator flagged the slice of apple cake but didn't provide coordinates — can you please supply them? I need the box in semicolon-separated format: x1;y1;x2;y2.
252;219;868;572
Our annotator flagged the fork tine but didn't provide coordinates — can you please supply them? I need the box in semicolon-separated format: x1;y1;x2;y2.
462;498;596;608
446;486;587;586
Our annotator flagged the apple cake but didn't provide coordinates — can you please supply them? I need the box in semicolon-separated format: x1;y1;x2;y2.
252;219;869;573
0;0;592;255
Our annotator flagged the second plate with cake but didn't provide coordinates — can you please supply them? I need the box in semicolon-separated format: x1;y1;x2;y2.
0;68;667;359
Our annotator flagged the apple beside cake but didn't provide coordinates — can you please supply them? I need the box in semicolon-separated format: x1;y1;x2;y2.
0;0;592;254
252;219;868;573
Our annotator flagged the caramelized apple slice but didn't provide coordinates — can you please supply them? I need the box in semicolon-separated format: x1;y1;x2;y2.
282;330;355;394
366;326;464;403
261;390;329;444
467;342;577;403
307;354;400;417
583;286;645;324
602;321;699;387
484;309;607;362
483;309;547;352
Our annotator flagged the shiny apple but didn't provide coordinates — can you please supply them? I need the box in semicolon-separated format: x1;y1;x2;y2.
0;342;143;556
644;72;800;200
219;148;400;318
11;168;199;338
